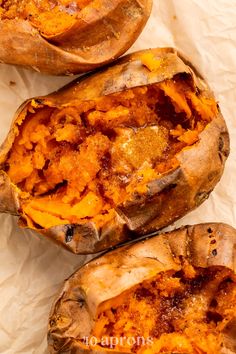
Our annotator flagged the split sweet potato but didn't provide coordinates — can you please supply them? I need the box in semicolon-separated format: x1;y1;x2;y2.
0;0;152;75
0;48;230;253
48;223;236;354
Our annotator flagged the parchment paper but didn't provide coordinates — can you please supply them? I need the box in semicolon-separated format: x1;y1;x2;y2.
0;1;236;353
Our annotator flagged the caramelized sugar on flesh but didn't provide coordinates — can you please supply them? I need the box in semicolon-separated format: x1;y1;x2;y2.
0;0;92;36
92;264;236;354
5;76;218;229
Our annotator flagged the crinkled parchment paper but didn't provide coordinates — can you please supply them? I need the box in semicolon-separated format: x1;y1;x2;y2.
0;1;236;353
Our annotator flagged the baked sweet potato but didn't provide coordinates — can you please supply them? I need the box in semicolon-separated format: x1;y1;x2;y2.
0;48;230;254
48;223;236;354
0;0;152;75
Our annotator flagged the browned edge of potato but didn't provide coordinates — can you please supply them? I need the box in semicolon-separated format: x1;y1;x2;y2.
0;0;152;75
48;223;236;353
0;47;230;254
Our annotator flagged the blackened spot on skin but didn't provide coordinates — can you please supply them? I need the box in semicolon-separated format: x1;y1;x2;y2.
77;297;85;308
207;227;213;233
219;136;224;153
218;133;230;158
50;319;56;327
9;81;16;87
65;226;74;243
212;249;217;257
210;239;216;245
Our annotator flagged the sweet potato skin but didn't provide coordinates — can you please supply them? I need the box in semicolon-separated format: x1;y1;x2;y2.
0;0;152;75
0;48;230;254
48;223;236;353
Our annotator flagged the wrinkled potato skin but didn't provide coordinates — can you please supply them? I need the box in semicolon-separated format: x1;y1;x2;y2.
0;48;230;254
0;0;152;75
48;223;236;354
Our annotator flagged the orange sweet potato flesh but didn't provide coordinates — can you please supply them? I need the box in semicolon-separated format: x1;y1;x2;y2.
0;0;92;36
5;76;217;231
93;264;236;354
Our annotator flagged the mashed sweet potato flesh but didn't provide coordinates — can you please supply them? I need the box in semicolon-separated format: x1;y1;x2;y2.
0;0;92;36
5;76;218;229
92;264;236;354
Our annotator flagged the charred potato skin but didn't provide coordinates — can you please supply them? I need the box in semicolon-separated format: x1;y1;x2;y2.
0;0;152;75
48;223;236;353
0;48;230;254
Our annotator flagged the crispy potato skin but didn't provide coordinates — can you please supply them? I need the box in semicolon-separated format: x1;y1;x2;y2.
48;223;236;353
0;48;230;254
0;0;152;75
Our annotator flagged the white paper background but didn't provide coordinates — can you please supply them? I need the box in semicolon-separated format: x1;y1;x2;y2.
0;1;236;353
